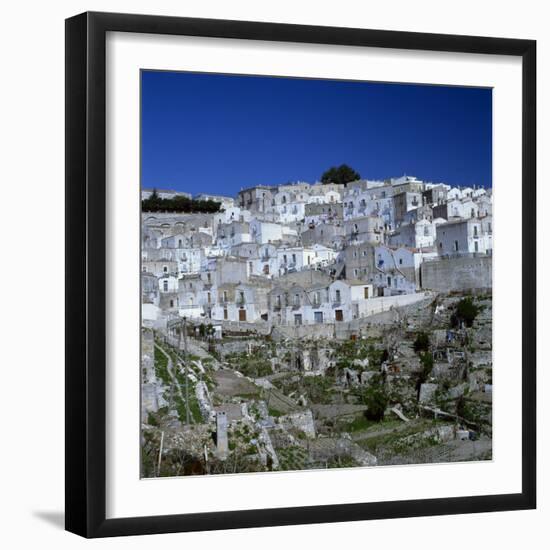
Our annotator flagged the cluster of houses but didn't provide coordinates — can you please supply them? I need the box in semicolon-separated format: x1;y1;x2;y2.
141;175;492;327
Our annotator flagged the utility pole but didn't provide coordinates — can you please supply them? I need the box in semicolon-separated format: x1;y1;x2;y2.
182;316;191;425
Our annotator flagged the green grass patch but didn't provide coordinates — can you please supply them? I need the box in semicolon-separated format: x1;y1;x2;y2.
343;415;374;433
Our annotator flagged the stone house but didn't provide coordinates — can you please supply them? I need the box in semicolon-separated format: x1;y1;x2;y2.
300;221;345;249
344;215;385;245
393;191;423;223
343;242;375;280
216;220;251;248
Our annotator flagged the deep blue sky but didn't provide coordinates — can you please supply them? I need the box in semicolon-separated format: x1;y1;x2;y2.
141;71;492;195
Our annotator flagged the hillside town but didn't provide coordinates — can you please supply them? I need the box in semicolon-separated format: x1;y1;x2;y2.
141;174;493;476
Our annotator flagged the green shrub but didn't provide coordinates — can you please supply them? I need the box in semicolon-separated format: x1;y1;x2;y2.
361;375;389;422
451;297;482;328
413;332;430;353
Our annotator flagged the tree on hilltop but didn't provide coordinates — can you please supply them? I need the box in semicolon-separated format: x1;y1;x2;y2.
321;164;361;185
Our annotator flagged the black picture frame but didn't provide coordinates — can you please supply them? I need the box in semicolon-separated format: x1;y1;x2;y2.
65;11;536;538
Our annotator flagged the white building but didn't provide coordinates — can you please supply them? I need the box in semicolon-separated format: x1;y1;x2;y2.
249;219;285;244
388;219;436;249
141;188;192;200
435;218;491;256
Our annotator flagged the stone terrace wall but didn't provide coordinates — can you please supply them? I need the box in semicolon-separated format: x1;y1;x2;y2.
421;255;492;292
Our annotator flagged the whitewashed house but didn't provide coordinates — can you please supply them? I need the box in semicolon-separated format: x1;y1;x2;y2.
276;246;328;275
251;243;278;277
328;280;374;322
249;219;285;244
213;206;251;226
435;218;491;256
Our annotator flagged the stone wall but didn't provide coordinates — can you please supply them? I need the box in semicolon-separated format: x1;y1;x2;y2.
421;255;492;292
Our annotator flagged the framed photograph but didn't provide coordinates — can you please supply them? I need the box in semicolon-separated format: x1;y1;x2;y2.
65;11;536;538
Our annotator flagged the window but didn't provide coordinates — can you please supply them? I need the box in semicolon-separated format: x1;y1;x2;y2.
163;265;168;273
474;225;479;237
207;272;211;283
169;299;174;308
364;287;370;299
223;308;228;320
399;258;403;265
142;266;146;272
474;241;479;252
314;311;323;324
292;253;296;264
314;291;321;305
454;240;459;252
178;239;183;247
294;314;302;326
354;269;359;277
163;280;168;292
207;292;211;304
335;289;341;303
